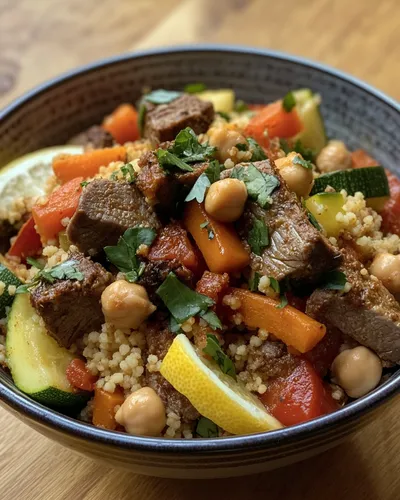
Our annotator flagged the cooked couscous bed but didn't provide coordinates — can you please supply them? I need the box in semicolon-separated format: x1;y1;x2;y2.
1;86;399;439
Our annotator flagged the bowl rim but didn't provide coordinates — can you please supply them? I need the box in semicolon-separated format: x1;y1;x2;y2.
0;44;399;453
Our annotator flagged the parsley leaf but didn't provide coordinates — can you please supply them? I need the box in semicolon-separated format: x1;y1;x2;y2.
138;102;147;136
199;310;222;330
172;128;216;163
185;173;211;203
196;417;218;438
279;139;316;163
200;221;209;229
156;149;194;172
204;160;221;183
248;218;269;255
234;100;249;112
156;272;214;324
200;221;215;240
231;164;280;208
236;143;248;152
320;270;347;290
293;154;313;170
120;163;136;183
282;91;296;112
279;138;290;155
144;89;182;104
208;228;215;240
307;209;322;231
247;138;267;161
249;272;261;292
26;257;44;270
104;227;156;282
269;277;280;294
217;111;230;122
276;293;288;309
80;181;90;188
184;83;207;94
169;315;183;334
203;334;236;379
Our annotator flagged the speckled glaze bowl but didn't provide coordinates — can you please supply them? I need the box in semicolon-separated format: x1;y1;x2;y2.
0;46;399;479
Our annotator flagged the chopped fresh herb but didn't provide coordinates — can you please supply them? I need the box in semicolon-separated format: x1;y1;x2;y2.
199;309;222;330
248;218;269;255
307;209;322;231
196;417;218;438
104;227;156;283
276;293;288;309
156;149;194;172
156;272;214;324
138;102;147;135
293;154;313;170
269;277;280;294
282;91;296;112
279;139;316;162
320;270;347;290
185;173;211;203
15;284;30;294
204;160;221;183
184;83;207;94
120;163;136;183
208;229;215;240
80;180;90;188
231;164;280;208
172;128;216;163
169;315;183;334
144;89;182;104
247;137;267;161
276;278;290;309
279;138;290;155
234;100;249;112
199;220;215;240
217;111;230;122
236;143;248;152
203;334;236;379
26;257;44;270
248;272;261;292
199;221;209;229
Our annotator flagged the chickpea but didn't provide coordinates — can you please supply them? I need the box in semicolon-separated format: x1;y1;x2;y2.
204;178;248;222
101;281;156;330
316;140;352;173
369;252;400;295
331;346;382;398
208;124;247;163
274;152;314;198
115;387;166;436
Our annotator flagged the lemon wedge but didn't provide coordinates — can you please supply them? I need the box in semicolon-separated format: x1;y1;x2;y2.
160;334;283;435
0;145;83;214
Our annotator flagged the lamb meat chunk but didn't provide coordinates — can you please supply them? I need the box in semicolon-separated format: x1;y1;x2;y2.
67;179;161;255
246;341;297;382
174;162;209;186
306;248;400;363
68;125;115;150
144;94;214;144
30;252;112;348
145;323;200;422
227;160;341;282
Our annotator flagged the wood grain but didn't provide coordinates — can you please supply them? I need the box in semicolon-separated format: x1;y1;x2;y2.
0;0;399;498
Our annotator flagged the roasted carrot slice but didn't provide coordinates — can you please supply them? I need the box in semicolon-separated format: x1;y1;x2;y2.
103;103;140;144
92;388;125;430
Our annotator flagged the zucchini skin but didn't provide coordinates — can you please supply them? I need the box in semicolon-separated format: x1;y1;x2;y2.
0;265;21;318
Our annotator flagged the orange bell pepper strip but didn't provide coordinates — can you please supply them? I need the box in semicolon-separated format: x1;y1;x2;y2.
224;288;326;353
32;177;83;242
66;359;98;392
92;387;125;430
103;103;140;144
8;217;42;260
183;202;250;274
53;146;126;184
245;100;303;148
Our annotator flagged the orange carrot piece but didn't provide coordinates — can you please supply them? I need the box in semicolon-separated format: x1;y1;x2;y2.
351;149;378;168
53;146;126;184
66;359;97;392
245;100;303;148
225;288;326;353
103;103;140;144
92;388;125;430
32;177;83;242
183;202;250;274
8;216;42;259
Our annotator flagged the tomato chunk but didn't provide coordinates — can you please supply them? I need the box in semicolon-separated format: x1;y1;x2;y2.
259;359;338;426
381;171;400;236
66;358;97;392
351;149;378;168
8;217;42;260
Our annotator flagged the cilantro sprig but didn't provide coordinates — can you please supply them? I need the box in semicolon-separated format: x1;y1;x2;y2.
185;160;221;203
280;139;316;163
144;89;182;104
196;417;219;438
320;270;347;291
231;164;280;208
248;218;269;255
247;138;267;161
282;91;296;112
184;83;206;94
203;334;236;379
293;154;313;170
110;163;136;183
104;227;156;283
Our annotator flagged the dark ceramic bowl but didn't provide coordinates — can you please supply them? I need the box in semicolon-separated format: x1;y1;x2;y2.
0;46;399;479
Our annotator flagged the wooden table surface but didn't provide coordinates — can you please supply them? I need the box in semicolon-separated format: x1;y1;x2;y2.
1;1;399;498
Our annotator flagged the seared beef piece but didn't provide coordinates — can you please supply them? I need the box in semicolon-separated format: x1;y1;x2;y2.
67;179;161;255
174;162;209;186
246;341;296;382
30;252;112;348
306;248;400;363
195;271;229;305
69;125;115;150
145;323;199;422
226;160;341;281
144;94;214;144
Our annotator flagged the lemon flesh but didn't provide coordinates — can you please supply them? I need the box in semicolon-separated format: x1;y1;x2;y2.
160;334;282;436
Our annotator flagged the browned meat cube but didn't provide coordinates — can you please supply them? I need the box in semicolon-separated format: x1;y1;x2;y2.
307;249;400;363
246;341;296;382
67;179;161;255
144;94;214;144
30;252;112;348
68;125;115;150
227;160;341;282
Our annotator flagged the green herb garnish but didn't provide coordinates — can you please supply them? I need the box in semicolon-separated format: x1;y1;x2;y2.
156;149;194;172
269;277;280;294
200;221;209;229
217;111;230;122
293;154;313;170
80;181;90;188
185;160;221;203
26;257;44;270
247;138;267;161
199;309;222;330
144;89;182;104
231;164;280;208
276;293;288;309
320;270;347;290
307;209;322;231
196;417;219;438
279;139;316;163
120;163;136;183
282;91;296;112
104;227;156;283
249;272;261;292
138;102;147;135
203;334;236;379
236;143;248;152
184;83;207;94
275;278;289;309
248;218;269;255
234;100;248;112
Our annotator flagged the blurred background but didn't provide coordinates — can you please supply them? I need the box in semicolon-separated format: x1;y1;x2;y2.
1;0;399;110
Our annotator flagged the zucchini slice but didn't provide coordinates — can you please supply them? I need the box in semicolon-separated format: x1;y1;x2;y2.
6;294;89;411
197;89;235;113
292;89;327;154
310;167;390;200
0;264;21;318
305;192;345;237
